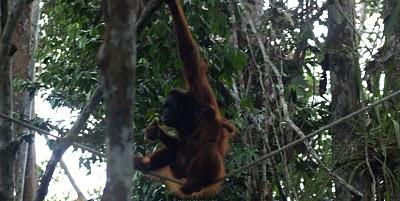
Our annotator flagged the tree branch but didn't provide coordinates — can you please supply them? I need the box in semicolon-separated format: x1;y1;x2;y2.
136;0;164;33
42;135;88;201
60;160;87;200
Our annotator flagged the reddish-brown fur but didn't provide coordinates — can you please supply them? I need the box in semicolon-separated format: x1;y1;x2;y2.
134;0;237;197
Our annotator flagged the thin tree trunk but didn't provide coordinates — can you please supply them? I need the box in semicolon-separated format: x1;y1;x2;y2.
383;0;400;96
98;0;137;200
11;0;40;200
22;1;40;199
382;0;400;198
0;1;29;200
327;0;371;200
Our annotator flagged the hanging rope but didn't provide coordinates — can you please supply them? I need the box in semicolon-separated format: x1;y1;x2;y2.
0;112;182;184
1;89;400;186
0;112;101;155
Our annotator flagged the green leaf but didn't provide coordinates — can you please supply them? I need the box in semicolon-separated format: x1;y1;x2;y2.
20;133;35;144
392;119;400;150
47;139;56;150
374;106;381;124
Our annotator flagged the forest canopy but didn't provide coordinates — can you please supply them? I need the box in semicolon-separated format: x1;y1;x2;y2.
0;0;400;200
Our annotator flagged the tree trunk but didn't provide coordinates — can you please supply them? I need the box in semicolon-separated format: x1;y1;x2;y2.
327;0;371;200
0;0;14;198
11;0;41;200
383;0;400;96
98;0;137;200
0;1;29;200
382;0;400;199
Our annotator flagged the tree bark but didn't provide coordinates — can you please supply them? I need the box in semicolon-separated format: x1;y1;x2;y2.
11;0;40;200
327;0;371;200
383;0;400;96
98;0;137;200
382;0;400;199
23;1;40;201
0;1;29;200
